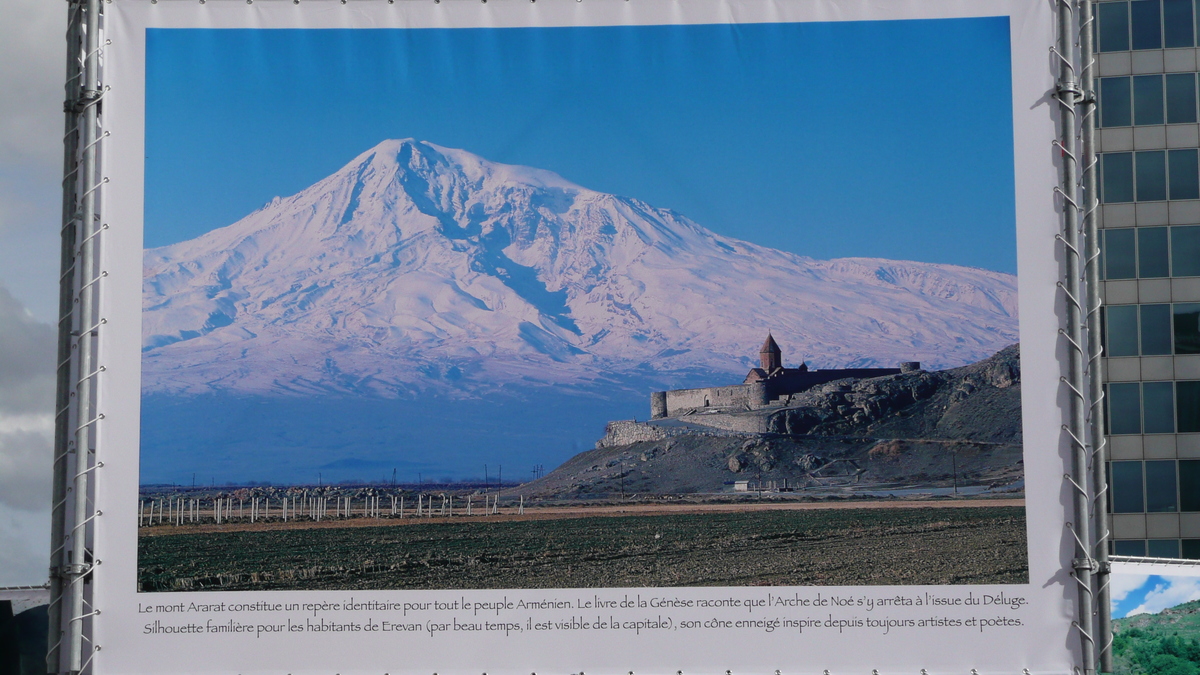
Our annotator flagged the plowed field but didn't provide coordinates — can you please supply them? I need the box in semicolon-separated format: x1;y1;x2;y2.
138;505;1027;591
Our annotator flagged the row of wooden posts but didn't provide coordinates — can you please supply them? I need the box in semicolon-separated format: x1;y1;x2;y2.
137;493;525;526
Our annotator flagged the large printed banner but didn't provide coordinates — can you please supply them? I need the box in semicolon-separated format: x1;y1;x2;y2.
99;0;1072;672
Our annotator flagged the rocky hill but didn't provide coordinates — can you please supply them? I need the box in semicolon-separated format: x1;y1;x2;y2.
1112;599;1200;674
511;345;1022;498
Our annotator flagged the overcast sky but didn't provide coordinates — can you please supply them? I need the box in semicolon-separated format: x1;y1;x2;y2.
0;0;64;586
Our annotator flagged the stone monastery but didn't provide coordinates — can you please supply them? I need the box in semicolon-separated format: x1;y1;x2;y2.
650;334;920;419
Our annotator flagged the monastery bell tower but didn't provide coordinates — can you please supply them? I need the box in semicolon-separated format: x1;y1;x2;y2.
760;333;782;372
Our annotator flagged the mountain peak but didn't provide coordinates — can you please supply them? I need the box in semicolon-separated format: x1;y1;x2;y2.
141;140;1020;398
345;137;587;195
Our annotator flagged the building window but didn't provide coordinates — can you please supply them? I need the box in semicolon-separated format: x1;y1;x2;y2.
1181;460;1200;511
1110;383;1144;434
1101;2;1132;51
1099;0;1200;51
1138;228;1171;278
1142;304;1173;355
1166;0;1197;46
1175;303;1200;354
1103;153;1136;203
1104;304;1200;354
1179;380;1200;432
1102;77;1134;127
1180;538;1200;559
1104;229;1138;279
1106;305;1140;356
1175;226;1200;276
1103;226;1200;279
1146;460;1179;511
1133;0;1165;48
1149;539;1182;557
1138;150;1168;201
1135;75;1166;125
1115;539;1147;555
1144;381;1176;432
1113;460;1146;511
1166;73;1198;123
1169;150;1200;200
1184;539;1200;559
1100;75;1200;127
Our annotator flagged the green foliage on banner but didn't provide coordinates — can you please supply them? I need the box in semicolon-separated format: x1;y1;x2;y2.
1114;600;1200;675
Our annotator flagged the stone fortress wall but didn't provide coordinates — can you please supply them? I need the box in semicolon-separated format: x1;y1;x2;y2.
649;334;921;420
659;382;769;418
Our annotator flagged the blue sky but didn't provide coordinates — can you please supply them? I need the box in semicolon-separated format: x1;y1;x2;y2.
145;17;1017;273
1112;573;1200;618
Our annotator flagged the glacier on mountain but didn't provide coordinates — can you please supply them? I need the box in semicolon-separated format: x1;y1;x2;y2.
141;138;1018;399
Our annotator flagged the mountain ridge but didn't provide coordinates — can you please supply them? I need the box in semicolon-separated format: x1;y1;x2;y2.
141;138;1019;398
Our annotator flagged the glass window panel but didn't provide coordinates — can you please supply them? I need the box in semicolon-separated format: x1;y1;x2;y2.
1106;229;1138;279
1132;0;1164;48
1108;304;1141;356
1184;539;1200;559
1144;381;1177;432
1165;0;1196;45
1175;303;1200;354
1146;461;1178;512
1166;73;1198;123
1134;75;1166;124
1142;304;1173;355
1115;539;1148;555
1111;382;1144;434
1173;226;1200;276
1180;460;1200;511
1113;461;1146;512
1178;381;1200;432
1148;539;1181;558
1140;228;1171;277
1101;2;1132;51
1104;153;1135;202
1169;150;1200;200
1104;77;1134;127
1137;151;1168;201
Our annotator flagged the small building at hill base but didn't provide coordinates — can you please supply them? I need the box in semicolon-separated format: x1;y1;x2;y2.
650;334;920;419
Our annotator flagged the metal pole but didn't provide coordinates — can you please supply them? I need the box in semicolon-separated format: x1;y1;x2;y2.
1054;0;1098;671
49;2;86;671
66;0;103;668
1078;0;1112;669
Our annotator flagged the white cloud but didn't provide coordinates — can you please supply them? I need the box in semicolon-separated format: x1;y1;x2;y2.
1127;577;1200;617
1110;573;1151;604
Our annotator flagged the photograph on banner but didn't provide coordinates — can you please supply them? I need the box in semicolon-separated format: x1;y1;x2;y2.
136;19;1025;592
1109;571;1200;674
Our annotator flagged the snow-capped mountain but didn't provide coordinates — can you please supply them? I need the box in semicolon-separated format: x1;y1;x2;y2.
141;139;1018;397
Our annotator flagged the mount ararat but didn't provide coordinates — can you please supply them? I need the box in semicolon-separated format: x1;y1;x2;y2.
142;139;1018;400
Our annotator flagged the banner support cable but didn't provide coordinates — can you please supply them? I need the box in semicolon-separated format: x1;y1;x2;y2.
1076;0;1113;671
49;1;85;672
1055;0;1098;672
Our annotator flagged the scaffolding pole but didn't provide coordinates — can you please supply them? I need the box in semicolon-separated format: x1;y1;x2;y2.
1077;0;1113;671
47;0;84;671
51;0;104;671
1054;0;1098;671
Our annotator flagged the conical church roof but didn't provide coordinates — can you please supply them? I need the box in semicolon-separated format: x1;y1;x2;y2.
760;333;781;356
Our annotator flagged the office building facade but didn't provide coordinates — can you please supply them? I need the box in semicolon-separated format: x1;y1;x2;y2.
1097;0;1200;558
